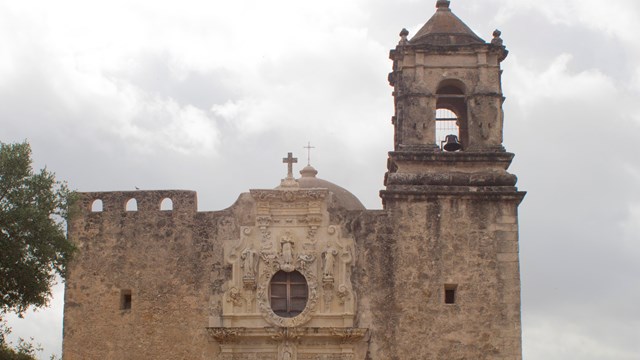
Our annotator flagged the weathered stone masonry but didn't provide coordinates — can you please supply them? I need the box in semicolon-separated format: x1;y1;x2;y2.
63;2;525;359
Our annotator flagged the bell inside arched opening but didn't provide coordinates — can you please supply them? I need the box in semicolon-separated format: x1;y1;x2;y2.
436;81;468;150
435;108;460;150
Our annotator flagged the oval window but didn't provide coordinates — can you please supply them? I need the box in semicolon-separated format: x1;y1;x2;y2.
270;270;308;318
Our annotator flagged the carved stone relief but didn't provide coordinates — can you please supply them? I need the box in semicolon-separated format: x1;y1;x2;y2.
221;354;277;360
217;187;362;359
297;355;353;360
223;189;356;327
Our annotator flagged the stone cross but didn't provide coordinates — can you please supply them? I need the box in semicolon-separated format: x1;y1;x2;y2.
303;142;315;166
282;152;298;179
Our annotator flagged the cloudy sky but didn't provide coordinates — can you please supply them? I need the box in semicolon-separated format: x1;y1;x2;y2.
2;0;640;358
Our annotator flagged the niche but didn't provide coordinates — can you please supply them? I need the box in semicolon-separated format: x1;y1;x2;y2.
444;284;458;304
91;199;103;212
120;289;132;310
125;198;138;212
160;198;173;211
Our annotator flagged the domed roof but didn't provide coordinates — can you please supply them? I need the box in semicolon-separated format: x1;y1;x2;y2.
297;165;365;211
410;0;485;46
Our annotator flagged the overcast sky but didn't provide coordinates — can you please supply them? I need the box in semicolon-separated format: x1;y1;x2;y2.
2;0;639;359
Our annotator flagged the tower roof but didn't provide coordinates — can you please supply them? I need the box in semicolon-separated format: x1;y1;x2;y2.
410;0;485;46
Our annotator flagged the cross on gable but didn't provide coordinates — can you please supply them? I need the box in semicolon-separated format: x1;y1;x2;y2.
282;152;298;179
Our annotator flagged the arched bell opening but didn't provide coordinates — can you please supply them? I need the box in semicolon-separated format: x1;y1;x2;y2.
436;80;468;151
435;108;460;151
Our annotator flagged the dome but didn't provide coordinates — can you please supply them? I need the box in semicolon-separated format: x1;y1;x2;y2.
297;165;365;211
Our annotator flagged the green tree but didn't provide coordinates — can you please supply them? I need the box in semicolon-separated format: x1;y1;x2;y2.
0;141;75;316
0;330;40;360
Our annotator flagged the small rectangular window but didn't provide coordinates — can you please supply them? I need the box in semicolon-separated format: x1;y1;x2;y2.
121;289;132;310
444;284;457;304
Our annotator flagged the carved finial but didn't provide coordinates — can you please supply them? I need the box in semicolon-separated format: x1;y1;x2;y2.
398;28;409;45
436;0;451;9
491;29;503;46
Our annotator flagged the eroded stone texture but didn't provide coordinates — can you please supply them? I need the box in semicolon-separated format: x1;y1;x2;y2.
63;2;525;359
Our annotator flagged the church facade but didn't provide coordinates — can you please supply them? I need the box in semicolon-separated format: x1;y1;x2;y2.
63;1;525;359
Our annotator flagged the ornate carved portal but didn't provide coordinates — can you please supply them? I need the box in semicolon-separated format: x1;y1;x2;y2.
213;187;366;359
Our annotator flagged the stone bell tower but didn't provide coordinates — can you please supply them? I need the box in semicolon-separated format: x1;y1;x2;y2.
388;0;508;152
381;1;526;358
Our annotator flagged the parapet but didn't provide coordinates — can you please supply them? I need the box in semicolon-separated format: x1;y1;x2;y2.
75;190;198;215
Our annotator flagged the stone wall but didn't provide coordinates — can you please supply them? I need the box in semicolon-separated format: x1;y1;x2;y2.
64;189;522;360
63;190;236;359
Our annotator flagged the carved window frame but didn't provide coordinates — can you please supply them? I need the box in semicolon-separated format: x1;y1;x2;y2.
257;262;319;328
269;270;308;318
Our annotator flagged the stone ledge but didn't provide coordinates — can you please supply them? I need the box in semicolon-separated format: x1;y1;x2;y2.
208;326;368;344
385;172;517;187
381;188;525;203
388;151;515;164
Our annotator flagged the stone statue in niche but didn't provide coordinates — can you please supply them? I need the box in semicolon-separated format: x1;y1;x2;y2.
241;247;257;279
281;343;293;360
280;232;295;272
322;246;338;279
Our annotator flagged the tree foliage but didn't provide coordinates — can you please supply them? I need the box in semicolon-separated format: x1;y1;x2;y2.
0;141;75;316
0;327;40;360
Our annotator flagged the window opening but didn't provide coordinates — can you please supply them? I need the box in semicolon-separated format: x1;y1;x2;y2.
270;270;308;318
121;289;132;310
91;199;103;212
160;198;173;211
444;284;457;304
126;198;138;211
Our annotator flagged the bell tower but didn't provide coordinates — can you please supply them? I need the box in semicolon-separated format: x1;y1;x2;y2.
388;0;508;152
380;1;526;358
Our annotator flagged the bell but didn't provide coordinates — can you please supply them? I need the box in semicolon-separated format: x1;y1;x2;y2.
442;134;462;152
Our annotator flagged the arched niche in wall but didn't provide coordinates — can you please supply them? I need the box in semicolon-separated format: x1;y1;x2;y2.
160;198;173;211
91;199;103;212
126;198;138;212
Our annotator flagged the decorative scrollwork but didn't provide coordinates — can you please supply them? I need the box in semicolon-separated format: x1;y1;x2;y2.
208;327;246;344
226;287;244;307
329;328;367;344
296;253;316;271
337;284;350;305
266;327;306;341
256;216;272;227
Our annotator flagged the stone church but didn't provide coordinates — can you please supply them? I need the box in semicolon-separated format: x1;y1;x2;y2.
63;1;525;359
